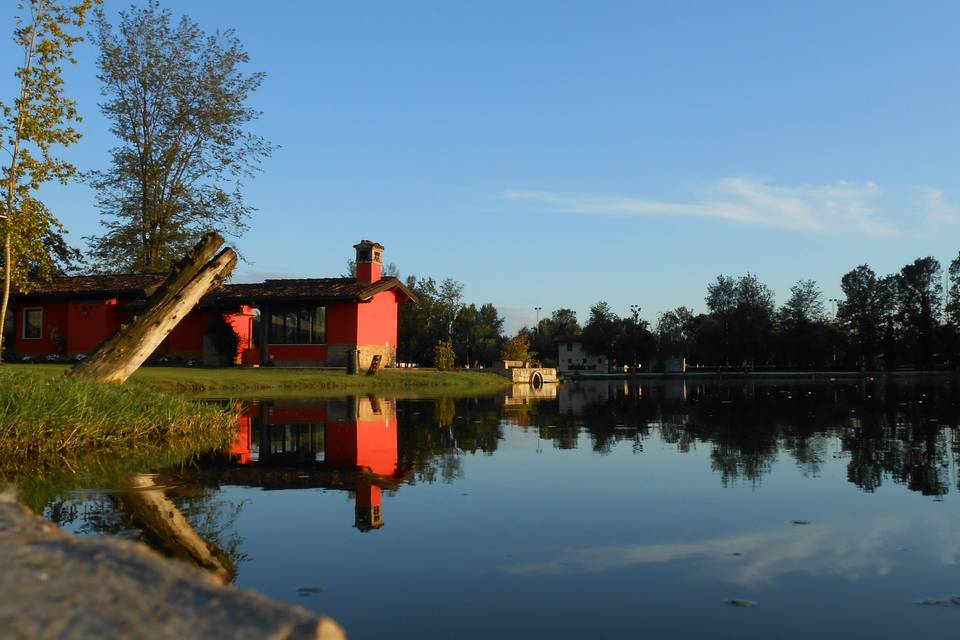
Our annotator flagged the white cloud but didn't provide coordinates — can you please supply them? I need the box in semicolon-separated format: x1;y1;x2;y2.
503;177;907;238
502;514;960;587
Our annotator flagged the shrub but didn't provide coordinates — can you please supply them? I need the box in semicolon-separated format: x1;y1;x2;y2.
434;339;455;371
502;334;531;363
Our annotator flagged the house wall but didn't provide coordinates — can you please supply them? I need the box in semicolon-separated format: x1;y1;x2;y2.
65;300;125;355
166;310;212;359
14;301;69;357
557;341;607;374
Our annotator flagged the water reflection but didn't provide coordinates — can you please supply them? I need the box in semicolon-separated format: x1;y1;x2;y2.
226;396;403;532
39;377;960;637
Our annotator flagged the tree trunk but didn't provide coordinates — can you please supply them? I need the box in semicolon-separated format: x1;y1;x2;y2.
113;474;236;584
69;232;236;384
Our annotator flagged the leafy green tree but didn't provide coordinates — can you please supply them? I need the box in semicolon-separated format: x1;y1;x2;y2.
502;333;531;362
1;0;94;358
581;301;620;363
398;275;465;365
87;0;271;272
433;339;455;370
531;308;580;366
451;303;503;367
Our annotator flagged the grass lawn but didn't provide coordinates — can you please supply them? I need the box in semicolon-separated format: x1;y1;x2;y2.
0;368;238;480
3;363;513;397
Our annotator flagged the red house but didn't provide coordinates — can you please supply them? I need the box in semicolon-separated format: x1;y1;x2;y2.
8;240;415;368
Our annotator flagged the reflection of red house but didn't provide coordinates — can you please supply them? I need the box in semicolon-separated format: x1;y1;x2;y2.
8;240;414;367
228;397;400;531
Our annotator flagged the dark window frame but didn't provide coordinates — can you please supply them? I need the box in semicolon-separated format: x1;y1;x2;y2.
268;306;327;345
23;307;42;340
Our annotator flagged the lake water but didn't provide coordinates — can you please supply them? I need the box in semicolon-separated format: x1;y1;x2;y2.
43;378;960;638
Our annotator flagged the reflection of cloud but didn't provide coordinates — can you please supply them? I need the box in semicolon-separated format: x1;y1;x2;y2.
503;178;908;238
504;515;960;586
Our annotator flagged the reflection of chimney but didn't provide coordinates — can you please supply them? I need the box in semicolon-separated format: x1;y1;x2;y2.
354;481;384;532
354;240;384;284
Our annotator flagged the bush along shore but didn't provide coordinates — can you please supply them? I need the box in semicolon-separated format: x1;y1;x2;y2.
0;369;238;480
5;364;514;397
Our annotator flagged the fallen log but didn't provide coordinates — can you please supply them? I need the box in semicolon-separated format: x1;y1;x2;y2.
69;232;237;384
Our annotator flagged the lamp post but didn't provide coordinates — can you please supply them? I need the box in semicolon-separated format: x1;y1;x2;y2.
534;306;542;329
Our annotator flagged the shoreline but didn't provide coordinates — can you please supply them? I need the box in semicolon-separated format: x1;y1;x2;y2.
1;363;514;397
563;370;960;380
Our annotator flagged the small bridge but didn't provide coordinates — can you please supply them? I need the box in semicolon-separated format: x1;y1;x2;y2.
490;360;559;388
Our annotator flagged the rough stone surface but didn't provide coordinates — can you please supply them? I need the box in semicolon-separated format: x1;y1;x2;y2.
0;499;345;640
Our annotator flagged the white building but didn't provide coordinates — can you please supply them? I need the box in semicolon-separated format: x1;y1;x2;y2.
556;337;608;375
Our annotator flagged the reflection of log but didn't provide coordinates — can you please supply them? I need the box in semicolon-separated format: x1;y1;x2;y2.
69;232;237;384
115;474;236;584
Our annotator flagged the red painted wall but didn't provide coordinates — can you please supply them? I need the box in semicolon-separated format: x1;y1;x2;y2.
327;302;358;345
356;290;399;348
326;417;398;477
266;344;329;363
65;300;120;355
166;310;211;359
356;261;382;284
14;302;69;357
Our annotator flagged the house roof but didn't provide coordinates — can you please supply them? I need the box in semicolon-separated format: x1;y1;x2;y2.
13;274;168;299
14;273;417;306
206;276;417;305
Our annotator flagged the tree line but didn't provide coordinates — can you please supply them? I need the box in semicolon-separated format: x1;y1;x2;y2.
511;256;960;372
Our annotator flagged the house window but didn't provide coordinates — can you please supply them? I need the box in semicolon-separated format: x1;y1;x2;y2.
23;308;42;340
567;343;573;352
268;306;326;344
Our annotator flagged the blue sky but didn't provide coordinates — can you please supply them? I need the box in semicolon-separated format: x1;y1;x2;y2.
3;1;960;331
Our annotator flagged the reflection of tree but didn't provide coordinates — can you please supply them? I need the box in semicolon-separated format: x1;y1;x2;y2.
533;378;960;497
398;399;503;484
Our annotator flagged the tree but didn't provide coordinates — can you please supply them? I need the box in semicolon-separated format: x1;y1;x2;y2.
703;273;775;365
895;257;943;367
502;333;531;362
776;280;832;368
581;301;620;363
87;1;271;272
837;265;894;369
656;306;694;357
397;274;465;365
614;306;654;370
946;252;960;328
451;302;503;367
530;308;580;366
1;0;93;359
433;339;454;371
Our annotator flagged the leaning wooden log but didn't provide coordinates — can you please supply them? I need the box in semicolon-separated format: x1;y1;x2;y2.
114;474;235;584
69;232;237;384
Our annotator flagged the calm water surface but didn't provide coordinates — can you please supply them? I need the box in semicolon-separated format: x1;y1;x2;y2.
44;379;960;638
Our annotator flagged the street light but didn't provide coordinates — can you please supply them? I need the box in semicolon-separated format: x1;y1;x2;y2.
534;306;542;328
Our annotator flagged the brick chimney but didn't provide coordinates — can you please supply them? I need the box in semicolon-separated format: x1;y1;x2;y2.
354;240;384;284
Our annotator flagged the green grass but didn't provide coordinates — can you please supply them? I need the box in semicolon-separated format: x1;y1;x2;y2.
4;363;513;397
0;369;238;479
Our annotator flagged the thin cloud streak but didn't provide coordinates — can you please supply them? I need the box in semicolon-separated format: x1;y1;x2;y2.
504;177;907;238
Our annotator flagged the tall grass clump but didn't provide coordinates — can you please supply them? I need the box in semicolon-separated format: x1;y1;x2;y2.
0;370;238;478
